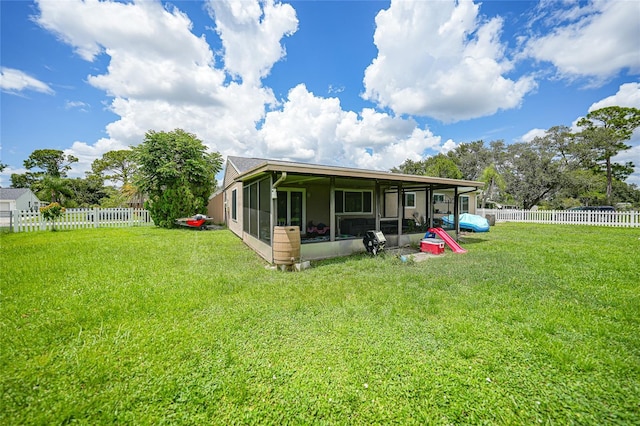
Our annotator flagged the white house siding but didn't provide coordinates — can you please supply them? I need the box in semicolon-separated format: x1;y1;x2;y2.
0;189;41;212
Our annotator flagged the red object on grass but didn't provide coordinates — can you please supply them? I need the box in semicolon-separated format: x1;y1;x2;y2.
420;238;445;255
427;227;467;253
186;219;207;228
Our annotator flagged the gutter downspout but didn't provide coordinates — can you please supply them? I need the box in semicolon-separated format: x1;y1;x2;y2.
271;171;287;228
273;171;287;189
270;172;289;263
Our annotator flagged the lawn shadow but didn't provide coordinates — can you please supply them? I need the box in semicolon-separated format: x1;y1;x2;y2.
311;252;373;268
458;236;490;245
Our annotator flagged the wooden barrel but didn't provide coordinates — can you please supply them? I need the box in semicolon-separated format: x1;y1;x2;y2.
273;226;301;265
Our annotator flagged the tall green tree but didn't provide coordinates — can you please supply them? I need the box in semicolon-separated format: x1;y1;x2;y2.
133;129;222;228
392;154;462;179
539;126;574;168
10;173;33;188
11;149;78;194
390;159;429;175
38;176;74;204
66;176;110;207
478;164;505;208
424;154;463;179
575;106;640;202
503;140;563;209
447;140;492;180
23;149;78;179
90;150;136;186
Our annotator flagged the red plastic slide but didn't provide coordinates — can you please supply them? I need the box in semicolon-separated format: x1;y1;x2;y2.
428;228;467;254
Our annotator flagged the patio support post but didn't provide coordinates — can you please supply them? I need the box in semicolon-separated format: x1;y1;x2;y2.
454;186;460;241
427;186;433;228
270;173;277;245
397;183;403;237
375;181;381;231
329;177;335;242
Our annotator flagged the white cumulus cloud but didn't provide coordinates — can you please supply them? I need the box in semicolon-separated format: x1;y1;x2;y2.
260;84;442;170
363;0;536;123
34;0;282;174
31;0;457;177
206;0;298;85
525;1;640;84
588;82;640;111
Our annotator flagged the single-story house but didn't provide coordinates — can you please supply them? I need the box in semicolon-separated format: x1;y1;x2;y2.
209;156;484;262
0;188;42;213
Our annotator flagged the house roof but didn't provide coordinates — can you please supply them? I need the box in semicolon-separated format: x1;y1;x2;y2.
229;156;483;191
0;188;33;200
227;156;270;174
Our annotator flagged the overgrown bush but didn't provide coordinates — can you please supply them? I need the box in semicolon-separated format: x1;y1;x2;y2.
132;129;222;228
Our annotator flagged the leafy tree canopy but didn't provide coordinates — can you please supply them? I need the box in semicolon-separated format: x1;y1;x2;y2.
90;149;136;186
478;164;505;208
574;106;640;201
133;129;222;228
10;173;33;188
23;149;78;178
391;105;640;209
392;154;462;179
502;141;563;209
37;176;75;205
446;140;491;180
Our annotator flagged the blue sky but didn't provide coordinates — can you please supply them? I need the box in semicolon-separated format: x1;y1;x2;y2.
1;0;639;187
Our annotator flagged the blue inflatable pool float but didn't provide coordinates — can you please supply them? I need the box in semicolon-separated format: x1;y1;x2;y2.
441;213;490;232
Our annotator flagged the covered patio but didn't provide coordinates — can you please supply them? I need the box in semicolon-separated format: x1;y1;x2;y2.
216;157;483;262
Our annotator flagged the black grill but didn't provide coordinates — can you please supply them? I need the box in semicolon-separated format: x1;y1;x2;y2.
363;230;386;255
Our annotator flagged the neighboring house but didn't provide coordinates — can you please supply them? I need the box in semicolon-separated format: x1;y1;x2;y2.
209;156;483;262
0;188;42;213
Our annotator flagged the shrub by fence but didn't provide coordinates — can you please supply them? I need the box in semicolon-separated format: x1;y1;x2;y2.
476;208;640;228
5;208;154;232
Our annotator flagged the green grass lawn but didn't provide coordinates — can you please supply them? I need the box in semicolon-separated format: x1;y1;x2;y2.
1;224;639;424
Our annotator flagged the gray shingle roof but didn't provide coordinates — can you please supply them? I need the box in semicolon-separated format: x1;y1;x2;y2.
227;156;268;174
0;188;31;200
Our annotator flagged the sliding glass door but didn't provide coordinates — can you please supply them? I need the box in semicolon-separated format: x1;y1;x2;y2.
277;189;305;229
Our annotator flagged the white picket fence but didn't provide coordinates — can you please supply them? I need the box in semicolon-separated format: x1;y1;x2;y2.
476;208;640;228
5;208;154;232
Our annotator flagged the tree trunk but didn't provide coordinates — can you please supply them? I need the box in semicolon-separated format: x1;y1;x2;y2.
606;157;612;203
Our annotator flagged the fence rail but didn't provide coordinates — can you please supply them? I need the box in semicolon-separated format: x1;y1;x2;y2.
476;208;640;228
4;208;154;232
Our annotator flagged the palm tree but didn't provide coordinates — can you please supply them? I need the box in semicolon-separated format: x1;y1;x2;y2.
479;164;505;208
37;176;74;205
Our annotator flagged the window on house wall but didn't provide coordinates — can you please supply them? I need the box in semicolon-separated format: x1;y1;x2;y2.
231;189;237;221
460;195;470;213
243;177;272;243
249;183;258;236
335;190;373;214
433;194;445;203
243;186;250;232
404;192;416;208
